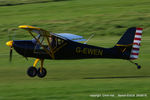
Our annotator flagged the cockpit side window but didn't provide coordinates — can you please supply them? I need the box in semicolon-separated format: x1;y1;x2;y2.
57;38;64;46
49;36;64;48
32;34;41;44
33;34;66;52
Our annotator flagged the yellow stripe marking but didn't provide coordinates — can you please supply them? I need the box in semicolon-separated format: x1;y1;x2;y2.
116;44;132;47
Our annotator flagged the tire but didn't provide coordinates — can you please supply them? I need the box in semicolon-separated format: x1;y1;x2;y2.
37;68;47;78
27;66;37;77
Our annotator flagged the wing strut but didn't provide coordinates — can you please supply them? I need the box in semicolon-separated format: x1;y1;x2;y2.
43;31;55;59
28;30;55;59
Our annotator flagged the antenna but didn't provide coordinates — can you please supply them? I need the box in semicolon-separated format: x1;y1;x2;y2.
84;33;95;44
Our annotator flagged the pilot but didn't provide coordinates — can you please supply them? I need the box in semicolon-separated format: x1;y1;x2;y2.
49;35;56;48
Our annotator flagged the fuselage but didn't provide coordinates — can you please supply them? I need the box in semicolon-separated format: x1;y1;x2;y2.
12;40;131;60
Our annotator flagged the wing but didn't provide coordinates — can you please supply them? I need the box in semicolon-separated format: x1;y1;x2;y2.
19;25;50;36
19;25;67;40
19;25;86;42
57;33;87;42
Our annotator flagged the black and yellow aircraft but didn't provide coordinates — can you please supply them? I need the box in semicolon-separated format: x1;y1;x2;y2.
6;25;143;78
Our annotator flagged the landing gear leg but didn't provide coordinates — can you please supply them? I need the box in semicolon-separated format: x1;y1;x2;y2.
129;60;141;69
37;59;47;78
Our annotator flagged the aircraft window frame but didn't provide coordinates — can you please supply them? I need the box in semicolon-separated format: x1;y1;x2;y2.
32;33;66;52
32;34;41;44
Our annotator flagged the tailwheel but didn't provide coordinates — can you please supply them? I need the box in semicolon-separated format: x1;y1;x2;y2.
135;63;141;69
129;60;142;69
37;67;47;78
27;66;37;77
137;65;141;69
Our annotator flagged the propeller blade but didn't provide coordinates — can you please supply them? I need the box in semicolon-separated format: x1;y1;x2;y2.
9;47;13;62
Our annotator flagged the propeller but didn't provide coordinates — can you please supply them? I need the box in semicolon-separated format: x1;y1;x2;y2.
7;28;17;62
6;41;13;62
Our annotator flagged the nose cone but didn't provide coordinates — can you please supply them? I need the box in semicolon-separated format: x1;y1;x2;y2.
6;40;13;47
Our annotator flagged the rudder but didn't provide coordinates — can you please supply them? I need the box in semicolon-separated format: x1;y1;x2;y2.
129;28;143;60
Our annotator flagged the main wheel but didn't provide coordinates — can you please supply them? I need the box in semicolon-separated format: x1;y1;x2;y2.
27;66;37;77
37;68;47;78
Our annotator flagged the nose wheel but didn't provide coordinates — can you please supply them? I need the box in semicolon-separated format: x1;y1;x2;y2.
27;59;47;78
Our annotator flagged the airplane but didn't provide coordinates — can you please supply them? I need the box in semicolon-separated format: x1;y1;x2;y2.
6;25;143;78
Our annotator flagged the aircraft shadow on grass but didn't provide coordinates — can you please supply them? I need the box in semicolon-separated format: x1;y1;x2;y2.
84;76;150;79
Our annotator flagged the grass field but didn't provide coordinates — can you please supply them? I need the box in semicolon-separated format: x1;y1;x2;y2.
0;0;150;100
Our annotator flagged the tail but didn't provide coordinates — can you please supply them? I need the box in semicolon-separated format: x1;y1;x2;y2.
115;27;143;60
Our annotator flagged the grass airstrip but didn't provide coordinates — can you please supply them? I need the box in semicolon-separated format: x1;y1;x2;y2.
0;0;150;100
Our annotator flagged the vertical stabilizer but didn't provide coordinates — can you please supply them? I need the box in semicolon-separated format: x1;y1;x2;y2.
115;27;143;60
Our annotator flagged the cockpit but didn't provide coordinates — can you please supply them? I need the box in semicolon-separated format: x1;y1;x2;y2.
32;34;65;52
